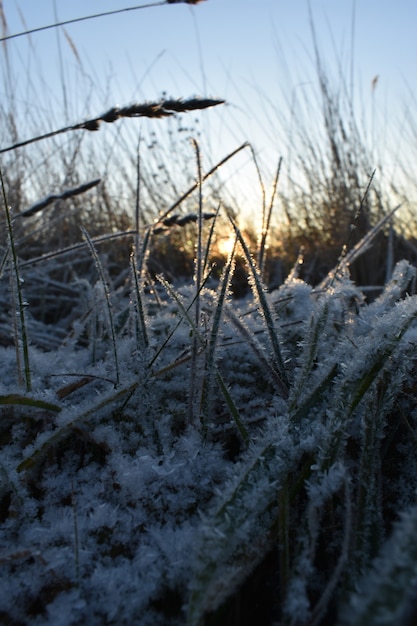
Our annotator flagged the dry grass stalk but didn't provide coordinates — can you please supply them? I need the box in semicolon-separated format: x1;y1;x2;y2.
0;1;207;44
15;179;101;219
167;0;207;4
0;98;225;154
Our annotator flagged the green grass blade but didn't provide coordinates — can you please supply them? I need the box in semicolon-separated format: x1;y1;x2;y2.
214;370;249;445
0;394;61;412
16;380;139;474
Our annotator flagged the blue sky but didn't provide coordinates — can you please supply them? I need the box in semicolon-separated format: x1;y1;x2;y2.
1;0;416;216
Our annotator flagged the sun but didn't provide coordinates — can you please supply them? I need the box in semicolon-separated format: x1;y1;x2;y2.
216;232;237;258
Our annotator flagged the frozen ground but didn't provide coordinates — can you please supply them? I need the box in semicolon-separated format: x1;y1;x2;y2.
1;262;417;625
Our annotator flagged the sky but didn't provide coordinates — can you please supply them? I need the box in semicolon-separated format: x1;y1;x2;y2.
0;0;416;219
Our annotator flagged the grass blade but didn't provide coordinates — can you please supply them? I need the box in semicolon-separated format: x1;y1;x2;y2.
230;217;289;393
81;226;120;386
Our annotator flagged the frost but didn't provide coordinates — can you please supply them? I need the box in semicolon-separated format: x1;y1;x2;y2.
306;461;347;503
340;504;417;626
3;261;417;624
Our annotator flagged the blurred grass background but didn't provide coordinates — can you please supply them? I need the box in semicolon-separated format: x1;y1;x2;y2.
0;1;416;336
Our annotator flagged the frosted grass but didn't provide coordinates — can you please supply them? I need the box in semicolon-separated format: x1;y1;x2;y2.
2;253;417;625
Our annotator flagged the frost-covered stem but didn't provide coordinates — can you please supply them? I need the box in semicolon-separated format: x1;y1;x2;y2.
131;137;150;353
157;274;247;441
352;378;387;572
0;166;31;391
130;250;149;352
9;272;23;387
202;202;221;277
230;217;289;393
385;220;394;283
289;296;330;415
81;226;120;386
188;139;203;423
249;144;266;242
258;156;282;277
135;134;142;266
200;240;236;428
157;142;249;224
192;138;203;326
225;305;288;397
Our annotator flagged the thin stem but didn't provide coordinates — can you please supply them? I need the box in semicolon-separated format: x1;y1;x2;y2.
192;138;203;324
0;165;31;391
81;226;120;387
258;157;283;275
0;1;203;44
188;138;203;423
329;169;376;287
155;142;249;223
135;134;142;268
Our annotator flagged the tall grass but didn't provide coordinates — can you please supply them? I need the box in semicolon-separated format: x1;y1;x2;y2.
2;4;417;626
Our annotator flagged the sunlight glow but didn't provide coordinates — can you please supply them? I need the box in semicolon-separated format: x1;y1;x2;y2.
216;232;237;258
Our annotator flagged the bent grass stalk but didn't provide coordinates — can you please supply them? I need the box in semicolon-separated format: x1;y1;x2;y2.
155;142;249;224
149;270;213;373
14;178;101;220
224;304;288;393
0;98;225;154
16;378;140;474
320;202;403;291
0;0;207;45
